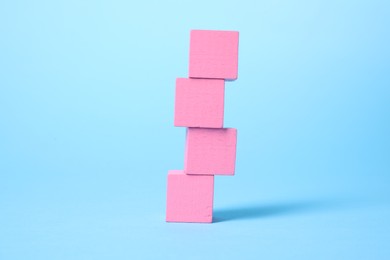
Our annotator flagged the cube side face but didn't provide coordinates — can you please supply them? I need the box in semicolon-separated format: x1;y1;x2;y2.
189;30;239;80
166;170;214;223
185;128;237;175
174;78;225;128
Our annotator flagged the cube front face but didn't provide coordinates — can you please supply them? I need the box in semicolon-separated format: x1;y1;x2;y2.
189;30;239;80
184;128;237;175
174;78;225;128
166;170;214;223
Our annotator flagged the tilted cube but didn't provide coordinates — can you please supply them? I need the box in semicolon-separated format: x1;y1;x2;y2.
184;128;237;175
166;170;214;223
174;78;225;128
189;30;239;80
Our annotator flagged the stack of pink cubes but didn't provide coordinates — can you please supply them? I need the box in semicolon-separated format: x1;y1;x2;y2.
166;30;239;223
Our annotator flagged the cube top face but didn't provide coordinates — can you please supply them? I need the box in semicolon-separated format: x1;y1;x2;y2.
166;170;214;223
174;78;225;128
189;30;239;80
184;128;237;175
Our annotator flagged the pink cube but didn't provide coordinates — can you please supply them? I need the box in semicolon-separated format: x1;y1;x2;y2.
184;128;237;175
166;170;214;223
189;30;239;80
174;78;225;128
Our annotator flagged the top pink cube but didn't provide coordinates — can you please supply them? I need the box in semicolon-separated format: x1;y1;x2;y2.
189;30;239;80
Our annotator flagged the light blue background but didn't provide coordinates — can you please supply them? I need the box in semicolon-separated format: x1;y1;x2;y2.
1;0;389;259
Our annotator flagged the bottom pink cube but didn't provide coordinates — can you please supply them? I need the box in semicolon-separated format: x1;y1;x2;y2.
166;170;214;223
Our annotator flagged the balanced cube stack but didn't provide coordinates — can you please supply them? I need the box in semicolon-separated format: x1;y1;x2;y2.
166;30;239;223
